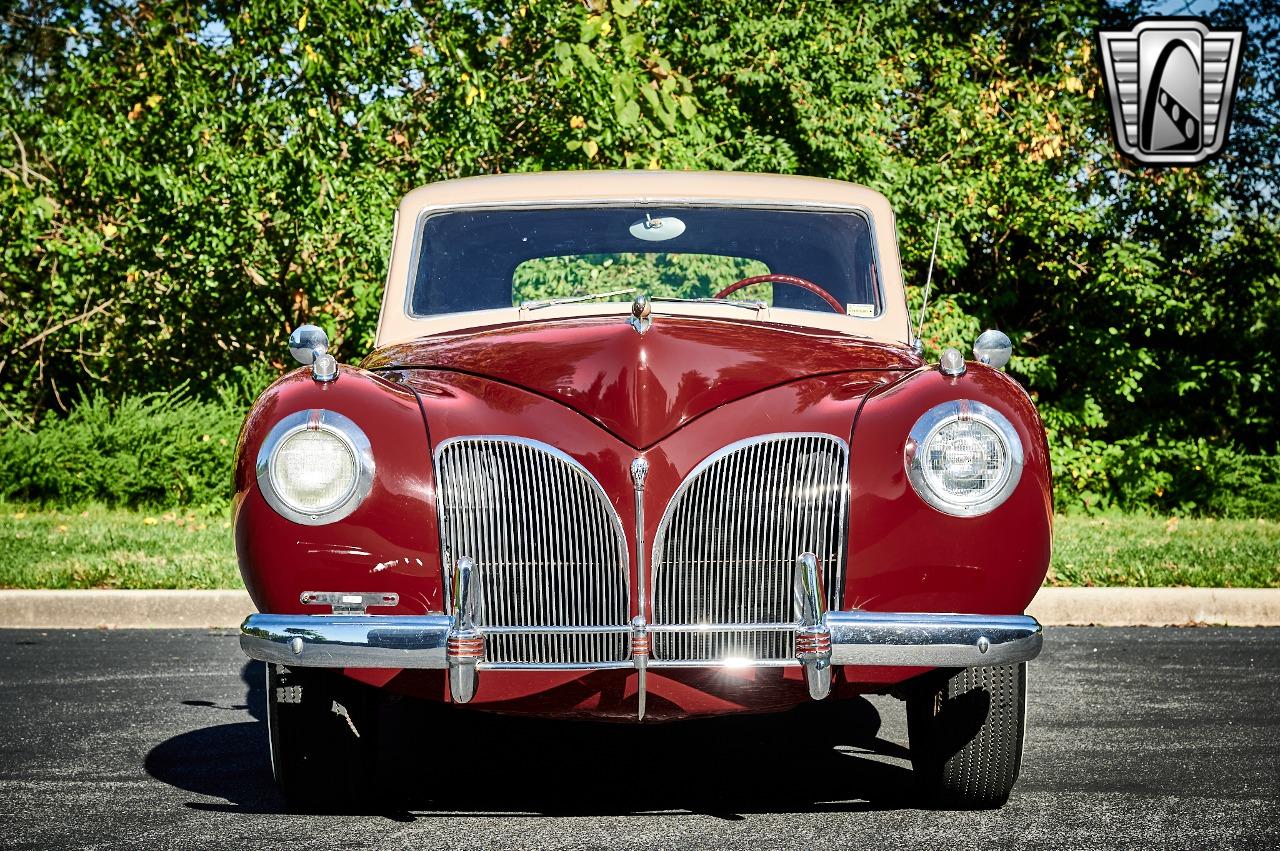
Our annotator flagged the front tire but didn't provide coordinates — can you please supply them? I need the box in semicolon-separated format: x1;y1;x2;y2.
906;662;1027;809
265;663;383;811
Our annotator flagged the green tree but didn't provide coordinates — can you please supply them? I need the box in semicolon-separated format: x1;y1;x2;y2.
3;0;1278;513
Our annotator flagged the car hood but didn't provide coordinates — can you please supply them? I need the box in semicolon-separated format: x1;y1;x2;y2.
363;315;919;448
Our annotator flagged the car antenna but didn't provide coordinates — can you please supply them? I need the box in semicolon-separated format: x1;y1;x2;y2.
913;216;943;353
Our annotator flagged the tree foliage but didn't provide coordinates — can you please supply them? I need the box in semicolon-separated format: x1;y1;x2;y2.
512;253;771;305
2;0;1278;512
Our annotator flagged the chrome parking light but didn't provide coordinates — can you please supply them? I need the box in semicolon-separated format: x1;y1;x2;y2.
310;352;338;382
939;347;966;377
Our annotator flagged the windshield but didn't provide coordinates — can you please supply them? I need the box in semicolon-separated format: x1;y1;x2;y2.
410;205;880;317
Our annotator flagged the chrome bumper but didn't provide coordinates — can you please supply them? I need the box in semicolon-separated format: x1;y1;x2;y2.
242;613;455;669
244;555;1043;720
825;611;1042;667
240;611;1041;673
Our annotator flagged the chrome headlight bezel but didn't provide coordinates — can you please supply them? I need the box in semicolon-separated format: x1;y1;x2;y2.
904;400;1024;517
255;410;374;525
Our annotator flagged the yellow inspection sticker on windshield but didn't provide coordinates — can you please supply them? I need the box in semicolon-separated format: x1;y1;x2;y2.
846;303;876;318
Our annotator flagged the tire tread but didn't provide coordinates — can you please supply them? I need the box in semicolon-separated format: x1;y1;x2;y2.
907;662;1027;809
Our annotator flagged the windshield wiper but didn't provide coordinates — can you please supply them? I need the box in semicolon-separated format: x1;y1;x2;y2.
649;296;767;311
520;288;636;311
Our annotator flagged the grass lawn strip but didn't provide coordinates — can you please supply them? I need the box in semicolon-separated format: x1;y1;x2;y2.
1;504;237;590
1050;513;1280;588
1;506;1277;590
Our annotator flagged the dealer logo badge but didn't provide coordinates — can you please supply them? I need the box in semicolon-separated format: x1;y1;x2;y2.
1097;18;1245;166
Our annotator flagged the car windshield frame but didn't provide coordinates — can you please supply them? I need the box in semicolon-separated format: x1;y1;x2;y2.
403;200;884;323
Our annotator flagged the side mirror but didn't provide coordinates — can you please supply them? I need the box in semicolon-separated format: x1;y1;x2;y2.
288;324;328;365
289;324;338;382
973;329;1012;369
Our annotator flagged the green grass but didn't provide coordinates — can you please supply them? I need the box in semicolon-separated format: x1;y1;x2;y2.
1050;513;1280;588
1;506;1277;589
0;504;239;589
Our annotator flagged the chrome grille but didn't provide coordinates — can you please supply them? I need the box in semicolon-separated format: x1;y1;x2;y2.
651;434;848;662
435;437;629;664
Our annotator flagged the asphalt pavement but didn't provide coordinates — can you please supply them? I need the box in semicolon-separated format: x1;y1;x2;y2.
1;627;1277;850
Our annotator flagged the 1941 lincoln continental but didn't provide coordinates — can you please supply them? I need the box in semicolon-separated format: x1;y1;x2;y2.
237;170;1050;809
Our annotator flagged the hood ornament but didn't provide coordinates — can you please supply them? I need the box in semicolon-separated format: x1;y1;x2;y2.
629;293;652;335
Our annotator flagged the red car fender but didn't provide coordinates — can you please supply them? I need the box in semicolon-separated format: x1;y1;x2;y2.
234;366;445;616
843;363;1053;616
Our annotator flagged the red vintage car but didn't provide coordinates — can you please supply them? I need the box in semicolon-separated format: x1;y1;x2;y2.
237;171;1050;809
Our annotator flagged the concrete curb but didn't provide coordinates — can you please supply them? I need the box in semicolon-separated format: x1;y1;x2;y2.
1;587;1278;629
1026;587;1280;627
0;590;255;629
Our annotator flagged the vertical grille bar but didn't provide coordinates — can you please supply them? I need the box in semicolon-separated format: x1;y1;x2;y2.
436;437;630;664
651;434;849;662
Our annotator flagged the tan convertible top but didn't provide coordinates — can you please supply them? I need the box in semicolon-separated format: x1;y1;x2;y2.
376;170;911;348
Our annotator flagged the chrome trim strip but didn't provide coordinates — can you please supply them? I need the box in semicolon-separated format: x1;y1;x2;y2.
630;457;651;720
241;611;1042;670
481;624;633;635
479;661;637;672
632;614;649;720
254;410;375;526
630;457;650;621
646;622;800;633
648;658;800;669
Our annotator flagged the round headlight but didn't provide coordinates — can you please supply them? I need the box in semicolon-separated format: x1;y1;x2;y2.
905;400;1023;517
256;410;374;524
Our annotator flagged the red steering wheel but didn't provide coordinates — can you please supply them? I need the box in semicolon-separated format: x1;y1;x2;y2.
713;274;845;315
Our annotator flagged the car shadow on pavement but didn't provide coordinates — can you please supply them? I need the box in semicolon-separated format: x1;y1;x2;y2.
145;661;918;819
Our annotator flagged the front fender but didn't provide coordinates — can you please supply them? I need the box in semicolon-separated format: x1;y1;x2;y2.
843;364;1052;615
233;366;445;616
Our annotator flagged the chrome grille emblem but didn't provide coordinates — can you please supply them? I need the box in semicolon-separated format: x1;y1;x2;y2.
435;437;630;665
650;434;849;663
